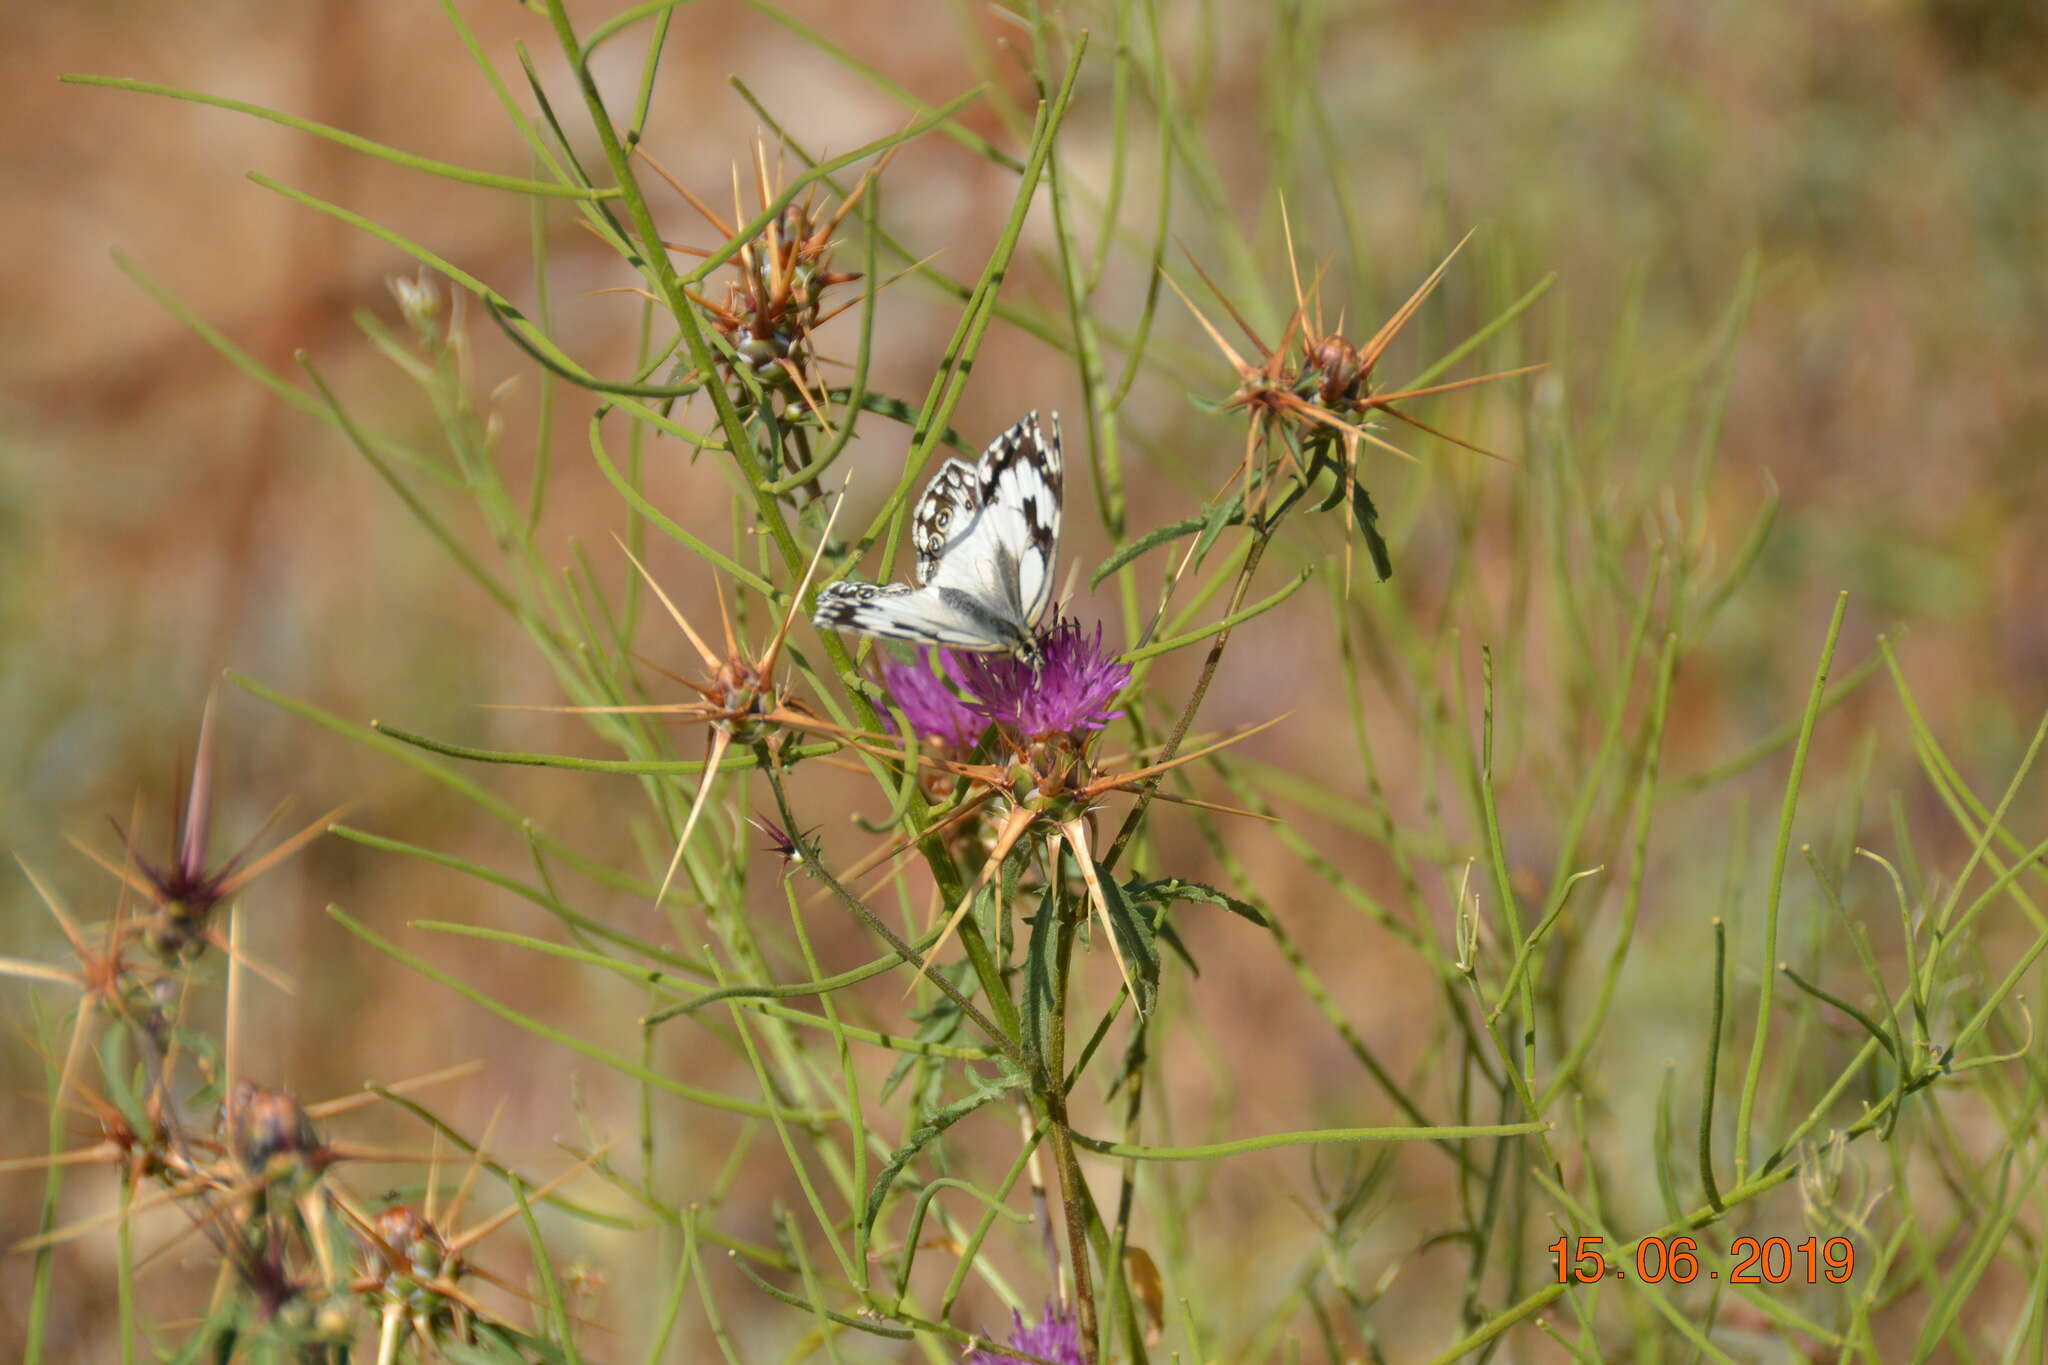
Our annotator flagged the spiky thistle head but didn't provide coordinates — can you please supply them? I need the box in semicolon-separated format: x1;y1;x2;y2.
88;701;338;965
368;1204;456;1311
221;1081;329;1189
644;136;874;420
1170;222;1540;578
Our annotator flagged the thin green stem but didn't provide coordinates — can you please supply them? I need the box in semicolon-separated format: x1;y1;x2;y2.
1733;591;1847;1179
1067;1121;1550;1161
1699;918;1727;1212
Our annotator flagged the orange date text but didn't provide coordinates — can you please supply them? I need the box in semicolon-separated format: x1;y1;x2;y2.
1548;1235;1854;1285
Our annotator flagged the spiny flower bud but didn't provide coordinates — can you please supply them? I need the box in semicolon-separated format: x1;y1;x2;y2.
1303;332;1367;407
222;1081;327;1187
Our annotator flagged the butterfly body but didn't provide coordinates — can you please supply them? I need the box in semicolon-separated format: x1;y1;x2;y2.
814;411;1062;666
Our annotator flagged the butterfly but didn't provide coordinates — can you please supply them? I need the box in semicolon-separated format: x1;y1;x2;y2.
812;410;1063;666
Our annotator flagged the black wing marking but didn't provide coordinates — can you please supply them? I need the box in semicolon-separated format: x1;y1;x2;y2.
911;458;980;587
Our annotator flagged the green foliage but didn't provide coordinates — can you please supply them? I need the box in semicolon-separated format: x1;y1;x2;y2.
7;2;2046;1362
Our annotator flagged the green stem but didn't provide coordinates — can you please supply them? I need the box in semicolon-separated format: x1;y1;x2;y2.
328;904;833;1123
1699;918;1727;1212
1733;591;1847;1179
1046;899;1100;1364
1067;1121;1550;1160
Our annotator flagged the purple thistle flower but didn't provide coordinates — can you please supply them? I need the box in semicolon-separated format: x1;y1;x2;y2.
954;619;1129;741
879;653;988;751
966;1302;1086;1365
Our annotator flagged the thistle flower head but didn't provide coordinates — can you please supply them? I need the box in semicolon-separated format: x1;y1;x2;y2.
954;620;1130;743
1302;330;1367;408
703;652;772;740
1168;222;1540;583
880;653;988;751
373;1205;448;1272
878;620;1128;756
645;136;872;418
966;1303;1086;1365
222;1081;328;1187
370;1204;455;1309
92;701;338;965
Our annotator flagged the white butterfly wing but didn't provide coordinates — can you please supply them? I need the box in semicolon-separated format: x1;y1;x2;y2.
808;580;1013;650
937;410;1061;624
813;410;1062;657
911;457;980;587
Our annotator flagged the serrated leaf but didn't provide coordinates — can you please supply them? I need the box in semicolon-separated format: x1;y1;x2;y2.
1193;490;1246;568
1096;862;1162;1016
861;1071;1026;1242
1130;876;1269;927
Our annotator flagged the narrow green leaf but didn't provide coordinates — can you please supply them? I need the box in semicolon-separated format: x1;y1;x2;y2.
1096;864;1163;1016
1128;875;1268;926
326;905;834;1124
1092;512;1247;588
860;1072;1026;1242
63;74;617;198
1021;894;1061;1078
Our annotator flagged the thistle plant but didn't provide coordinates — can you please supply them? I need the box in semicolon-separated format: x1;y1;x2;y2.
10;3;2048;1363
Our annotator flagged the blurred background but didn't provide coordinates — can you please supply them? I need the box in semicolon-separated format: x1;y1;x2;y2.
3;0;2046;1359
